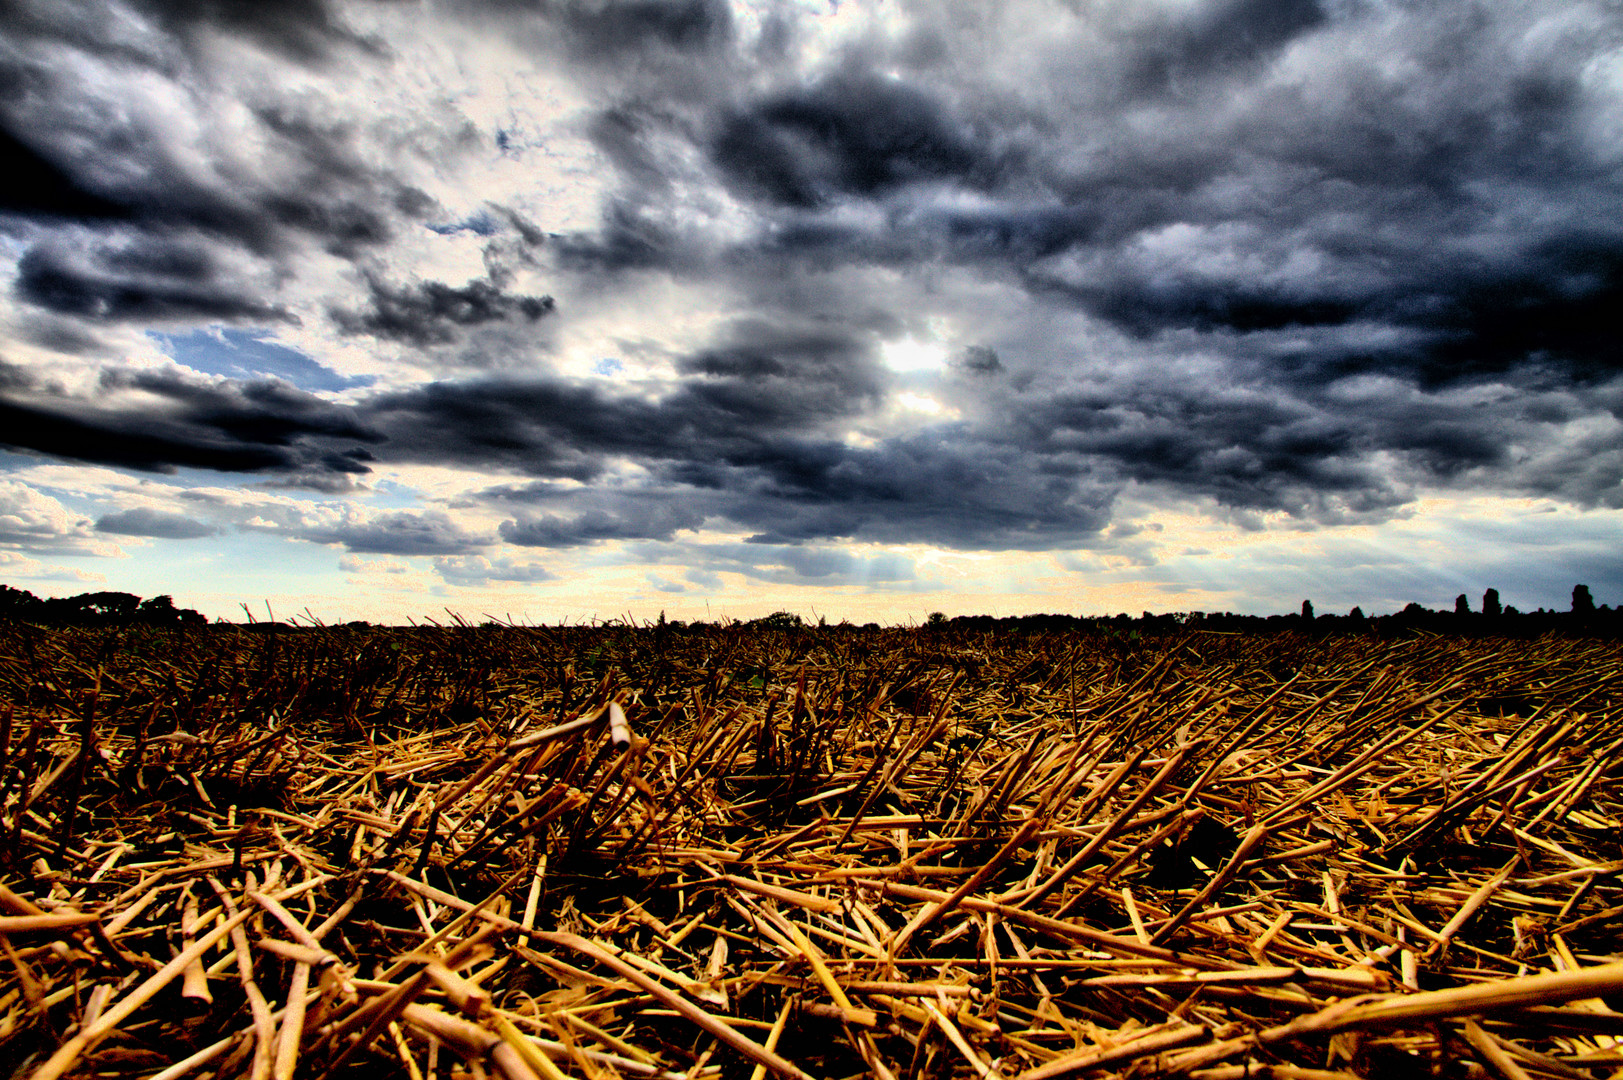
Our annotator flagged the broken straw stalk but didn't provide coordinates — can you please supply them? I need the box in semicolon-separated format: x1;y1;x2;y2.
1;620;1621;1078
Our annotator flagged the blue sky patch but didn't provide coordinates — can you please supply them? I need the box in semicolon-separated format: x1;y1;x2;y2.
151;328;373;393
427;210;501;236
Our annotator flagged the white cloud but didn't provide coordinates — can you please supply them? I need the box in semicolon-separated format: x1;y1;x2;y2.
0;550;107;583
434;554;556;586
0;480;120;555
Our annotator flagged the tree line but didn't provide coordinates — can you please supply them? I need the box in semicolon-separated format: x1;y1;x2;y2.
923;584;1619;637
0;582;1614;635
0;586;207;628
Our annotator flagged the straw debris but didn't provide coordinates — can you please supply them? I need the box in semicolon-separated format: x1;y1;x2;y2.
2;619;1621;1079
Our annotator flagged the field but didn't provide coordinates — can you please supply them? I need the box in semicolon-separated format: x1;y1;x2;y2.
2;619;1622;1080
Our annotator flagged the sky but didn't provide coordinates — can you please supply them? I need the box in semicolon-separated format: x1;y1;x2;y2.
0;0;1620;625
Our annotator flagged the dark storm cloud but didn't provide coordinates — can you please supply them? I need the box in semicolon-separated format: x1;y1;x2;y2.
364;319;885;476
0;95;400;260
581;0;1623;396
0;348;1609;555
0;0;383;65
364;379;650;480
554;0;731;58
371;367;1113;550
5;0;1623;559
124;0;381;63
674;321;887;425
0;0;421;305
331;275;556;347
1401;237;1623;385
95;507;219;539
1000;11;1623;390
1036;230;1623;387
449;0;732;59
952;345;1003;376
1119;0;1329;93
345;306;1111;548
15;242;290;323
100;367;378;443
0;124;135;222
1026;387;1387;514
0;368;379;477
709;70;998;209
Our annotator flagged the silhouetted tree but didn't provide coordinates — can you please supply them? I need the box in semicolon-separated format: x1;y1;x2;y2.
1483;588;1501;617
1349;606;1364;621
1573;584;1595;615
0;585;43;619
1455;593;1470;615
79;592;140;620
1301;599;1314;621
0;585;204;627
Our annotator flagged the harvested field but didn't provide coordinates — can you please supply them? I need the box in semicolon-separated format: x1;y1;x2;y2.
2;620;1622;1080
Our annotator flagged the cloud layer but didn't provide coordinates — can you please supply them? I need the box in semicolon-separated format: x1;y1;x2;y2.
1;0;1620;606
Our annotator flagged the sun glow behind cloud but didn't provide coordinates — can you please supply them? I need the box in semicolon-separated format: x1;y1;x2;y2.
880;337;950;373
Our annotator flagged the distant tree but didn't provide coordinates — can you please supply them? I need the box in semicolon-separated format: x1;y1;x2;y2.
1482;588;1501;617
1348;606;1364;621
927;611;947;627
1505;605;1520;616
81;592;141;620
1301;599;1314;621
0;585;44;619
1455;593;1470;615
1;587;201;626
1573;584;1596;615
137;594;206;626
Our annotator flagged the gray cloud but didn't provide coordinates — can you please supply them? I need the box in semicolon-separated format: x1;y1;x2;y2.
554;0;733;60
433;554;556;585
646;573;686;593
500;502;705;547
0;365;378;477
120;0;380;64
0;124;135;222
628;540;919;587
0;0;427;317
4;332;1617;551
331;274;556;347
15;241;291;324
708;69;999;210
952;345;1003;376
684;566;722;591
295;510;491;556
95;507;218;539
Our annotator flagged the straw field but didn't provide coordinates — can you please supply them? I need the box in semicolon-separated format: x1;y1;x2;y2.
2;619;1621;1080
